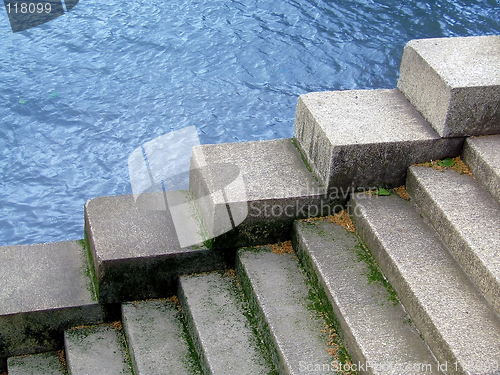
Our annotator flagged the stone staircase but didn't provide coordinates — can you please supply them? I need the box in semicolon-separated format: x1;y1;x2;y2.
1;35;499;375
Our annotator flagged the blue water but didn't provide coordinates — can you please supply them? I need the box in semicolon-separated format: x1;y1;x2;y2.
0;0;499;246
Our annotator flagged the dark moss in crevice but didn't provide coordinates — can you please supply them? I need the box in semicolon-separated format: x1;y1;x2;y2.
293;240;356;374
78;232;99;302
235;251;284;374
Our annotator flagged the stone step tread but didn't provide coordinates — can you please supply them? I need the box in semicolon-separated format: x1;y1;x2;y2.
189;138;331;248
349;193;500;375
294;88;463;189
85;192;228;303
64;324;133;375
237;248;333;375
294;220;440;375
406;165;500;315
462;135;500;205
7;351;67;375
178;272;275;375
122;300;200;375
122;299;201;375
0;241;103;357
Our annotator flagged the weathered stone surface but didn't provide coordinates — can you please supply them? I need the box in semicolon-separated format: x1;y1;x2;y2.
237;249;333;374
85;193;230;303
349;193;500;375
190;139;335;249
7;351;66;375
406;165;500;316
178;272;274;375
462;135;500;205
122;299;200;375
294;220;440;374
398;35;500;137
294;89;463;190
0;241;102;357
64;324;132;375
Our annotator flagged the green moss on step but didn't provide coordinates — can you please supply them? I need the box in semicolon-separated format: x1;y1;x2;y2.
78;234;99;302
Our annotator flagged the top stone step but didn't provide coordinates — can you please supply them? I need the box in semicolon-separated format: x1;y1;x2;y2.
398;35;500;137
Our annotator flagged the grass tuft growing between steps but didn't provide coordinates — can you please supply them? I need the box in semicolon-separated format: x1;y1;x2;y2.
354;241;399;306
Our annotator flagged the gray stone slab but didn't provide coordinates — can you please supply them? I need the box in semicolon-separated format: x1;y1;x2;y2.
294;220;440;375
0;241;103;357
85;192;229;303
190;139;335;249
122;299;201;375
406;165;500;316
8;351;66;375
294;89;463;190
64;324;132;375
178;272;274;375
398;35;500;137
237;249;333;374
462;135;500;205
349;193;500;375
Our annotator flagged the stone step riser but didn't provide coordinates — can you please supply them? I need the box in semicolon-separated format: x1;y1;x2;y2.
64;324;133;375
349;193;500;375
84;193;231;304
462;135;500;206
0;241;103;358
398;35;500;137
406;166;500;316
178;273;274;375
122;299;201;375
236;248;334;375
294;88;464;191
293;220;440;374
189;139;335;250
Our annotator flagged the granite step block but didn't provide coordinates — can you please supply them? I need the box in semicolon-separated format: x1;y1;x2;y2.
349;193;500;375
294;89;463;190
64;323;133;375
7;351;67;375
462;135;500;205
237;248;334;374
0;241;103;357
398;35;500;137
85;192;230;303
122;299;201;375
178;272;275;375
189;139;334;249
406;165;500;316
294;220;440;374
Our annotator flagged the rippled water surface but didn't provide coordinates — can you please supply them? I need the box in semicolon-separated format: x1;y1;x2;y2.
0;0;499;245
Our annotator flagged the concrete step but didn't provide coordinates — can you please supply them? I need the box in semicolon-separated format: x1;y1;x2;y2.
85;192;231;303
294;88;463;190
406;165;500;316
189;138;333;249
122;299;201;375
236;248;334;374
398;35;500;137
178;272;275;374
0;241;103;357
349;193;500;375
64;323;133;375
293;219;440;374
462;135;500;205
7;351;67;374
